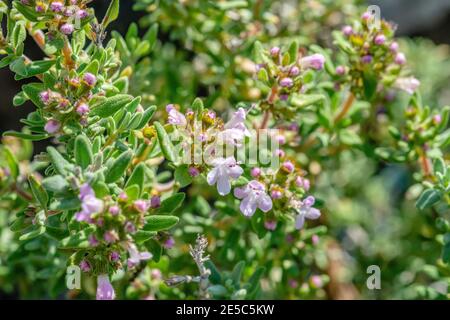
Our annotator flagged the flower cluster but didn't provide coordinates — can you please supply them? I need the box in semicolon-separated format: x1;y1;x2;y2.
333;11;420;99
255;45;325;103
17;0;90;36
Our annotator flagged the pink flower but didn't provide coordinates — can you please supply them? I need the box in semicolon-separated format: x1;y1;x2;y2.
50;1;64;12
163;236;175;249
83;72;97;87
207;157;243;196
335;65;346;75
80;260;91;272
109;205;120;215
110;251;120;262
39;91;50;104
96;274;115;300
134;199;150;213
251;167;261;178
76;192;104;222
44;119;60;134
76;9;88;19
394;53;406;65
88;234;99;247
103;230;119;244
188;166;200;177
76;103;89;115
300;54;325;70
282;161;295;173
394;77;420;95
219;107;250;146
234;180;273;217
280;77;294;88
124;221;136;234
264;220;277;231
374;34;386;45
271;189;282;199
60;23;74;35
166;104;187;126
390;42;399;52
127;244;152;268
342;25;353;36
150;195;161;208
270;46;280;57
289;66;300;76
292;196;321;230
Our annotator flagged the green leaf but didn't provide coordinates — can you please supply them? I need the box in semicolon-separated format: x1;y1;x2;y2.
102;0;120;28
13;2;39;22
135;105;156;129
90;94;133;118
10;216;30;232
192;98;204;118
22;83;45;108
46;226;69;240
154;122;176;162
143;24;158;51
28;175;48;210
442;234;450;263
174;165;193;188
144;239;162;262
42;175;70;194
2;146;19;178
125;162;145;191
143;215;179;232
208;285;228;297
134;230;157;244
289;94;324;108
433;157;446;176
3;130;48;141
159;193;185;213
19;225;45;241
59;229;92;249
105;150;133;183
339;130;362;146
416;189;442;210
75;135;93;169
230;261;245;286
205;260;222;284
363;71;377;101
47;146;71;176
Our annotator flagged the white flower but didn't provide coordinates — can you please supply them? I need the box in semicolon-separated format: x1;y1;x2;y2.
292;196;321;230
167;104;187;126
394;77;420;95
217;108;250;146
234;180;273;217
127;243;153;268
207;157;243;195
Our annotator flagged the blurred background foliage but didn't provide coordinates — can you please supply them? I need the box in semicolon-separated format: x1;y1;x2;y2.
1;0;450;300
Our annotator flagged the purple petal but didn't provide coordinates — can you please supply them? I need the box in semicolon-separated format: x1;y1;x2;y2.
207;168;218;186
258;194;273;212
240;196;257;217
234;187;248;199
295;215;305;230
217;175;231;196
305;208;321;220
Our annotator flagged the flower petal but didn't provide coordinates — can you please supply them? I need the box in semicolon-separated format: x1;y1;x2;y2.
258;194;273;212
240;196;257;217
295;214;305;230
206;168;218;186
217;175;231;196
305;208;321;220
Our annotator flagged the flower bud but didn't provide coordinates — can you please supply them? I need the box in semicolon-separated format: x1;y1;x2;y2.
44;119;60;134
60;23;74;35
76;103;89;115
280;77;294;88
83;72;97;87
270;46;280;57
